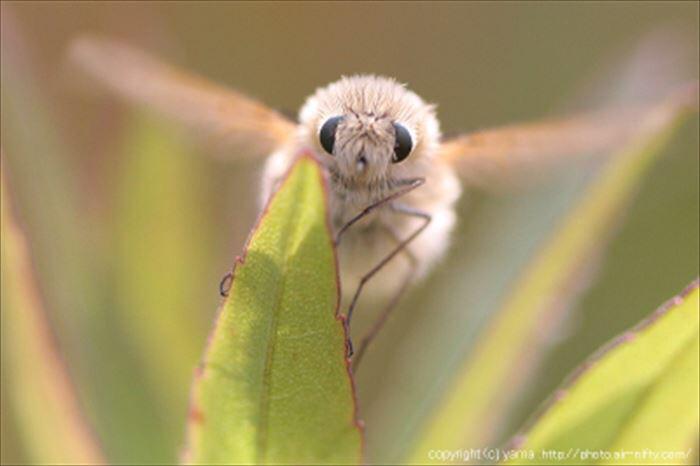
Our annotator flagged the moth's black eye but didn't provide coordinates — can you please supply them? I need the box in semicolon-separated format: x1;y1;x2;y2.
392;123;413;163
319;116;343;155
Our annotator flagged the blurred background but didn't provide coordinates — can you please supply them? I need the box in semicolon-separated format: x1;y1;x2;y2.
1;2;698;464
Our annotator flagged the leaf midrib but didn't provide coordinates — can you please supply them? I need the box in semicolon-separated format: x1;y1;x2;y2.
255;173;306;464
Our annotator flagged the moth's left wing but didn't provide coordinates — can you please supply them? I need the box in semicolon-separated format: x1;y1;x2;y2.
69;36;296;158
440;82;698;188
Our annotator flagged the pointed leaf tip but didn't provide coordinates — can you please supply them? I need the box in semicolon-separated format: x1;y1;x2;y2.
186;155;363;465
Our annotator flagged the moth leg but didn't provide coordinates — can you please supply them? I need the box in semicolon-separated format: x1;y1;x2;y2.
343;203;431;361
219;271;233;297
334;178;425;356
351;219;420;371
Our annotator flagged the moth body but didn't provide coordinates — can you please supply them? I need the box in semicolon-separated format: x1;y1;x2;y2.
261;76;462;299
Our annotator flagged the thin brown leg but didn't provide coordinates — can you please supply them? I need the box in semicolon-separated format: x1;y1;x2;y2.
343;203;431;358
219;271;233;297
351;225;418;371
334;178;424;356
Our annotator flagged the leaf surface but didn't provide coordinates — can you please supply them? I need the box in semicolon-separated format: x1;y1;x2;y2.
186;156;362;464
504;280;699;465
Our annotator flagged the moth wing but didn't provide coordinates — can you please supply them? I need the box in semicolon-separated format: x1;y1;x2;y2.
69;36;296;158
440;83;698;189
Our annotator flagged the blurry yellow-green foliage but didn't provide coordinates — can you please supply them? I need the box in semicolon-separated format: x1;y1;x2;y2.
1;2;698;465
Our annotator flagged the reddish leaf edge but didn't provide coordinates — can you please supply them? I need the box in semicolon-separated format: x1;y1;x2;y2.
182;149;365;462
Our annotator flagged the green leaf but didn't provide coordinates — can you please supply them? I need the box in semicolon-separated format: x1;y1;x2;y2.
505;280;699;465
1;22;170;463
1;172;105;464
406;88;698;463
185;156;362;464
111;112;214;461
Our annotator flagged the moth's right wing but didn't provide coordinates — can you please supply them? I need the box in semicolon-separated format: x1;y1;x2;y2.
69;36;296;157
439;82;698;189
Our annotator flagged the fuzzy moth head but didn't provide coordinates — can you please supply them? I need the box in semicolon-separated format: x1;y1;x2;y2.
299;75;441;186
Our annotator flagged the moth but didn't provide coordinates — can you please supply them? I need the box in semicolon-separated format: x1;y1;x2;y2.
70;37;697;367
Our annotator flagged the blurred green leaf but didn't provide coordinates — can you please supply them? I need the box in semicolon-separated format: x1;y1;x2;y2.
0;172;105;464
408;89;699;463
505;280;699;465
111;111;214;459
0;18;159;463
186;156;362;464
